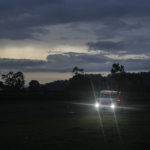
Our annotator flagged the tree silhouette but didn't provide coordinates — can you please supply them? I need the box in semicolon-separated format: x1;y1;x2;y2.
111;63;125;74
72;66;84;76
0;81;4;89
29;80;40;90
120;65;125;73
1;72;25;90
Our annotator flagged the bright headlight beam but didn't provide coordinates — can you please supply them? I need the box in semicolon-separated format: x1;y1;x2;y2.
95;103;99;108
111;104;115;109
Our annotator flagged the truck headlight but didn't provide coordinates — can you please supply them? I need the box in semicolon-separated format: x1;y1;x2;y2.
110;104;115;109
95;102;99;108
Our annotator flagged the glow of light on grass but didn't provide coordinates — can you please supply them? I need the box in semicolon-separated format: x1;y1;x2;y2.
112;108;124;148
89;78;107;146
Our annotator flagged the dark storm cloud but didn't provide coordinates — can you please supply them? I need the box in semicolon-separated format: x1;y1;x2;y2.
87;41;124;51
0;53;149;72
0;58;46;70
1;0;150;39
46;52;111;72
46;53;150;72
87;39;150;54
93;19;143;40
0;53;111;72
46;52;109;64
0;27;48;40
121;59;150;71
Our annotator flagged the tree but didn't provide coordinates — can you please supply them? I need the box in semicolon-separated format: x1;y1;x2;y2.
0;81;4;90
72;66;84;76
120;65;125;73
1;72;25;90
29;80;40;90
111;63;125;74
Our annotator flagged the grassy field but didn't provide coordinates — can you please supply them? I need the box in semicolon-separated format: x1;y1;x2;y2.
0;100;150;150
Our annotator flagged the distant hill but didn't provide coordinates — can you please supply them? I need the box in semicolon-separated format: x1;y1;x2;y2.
44;80;70;91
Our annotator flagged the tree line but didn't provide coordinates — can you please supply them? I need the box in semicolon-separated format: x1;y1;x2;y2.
0;72;40;91
0;63;150;102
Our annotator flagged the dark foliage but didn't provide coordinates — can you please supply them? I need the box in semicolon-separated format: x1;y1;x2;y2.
1;72;25;90
111;63;125;74
29;80;40;90
45;80;69;91
72;66;84;76
0;81;4;89
0;70;150;103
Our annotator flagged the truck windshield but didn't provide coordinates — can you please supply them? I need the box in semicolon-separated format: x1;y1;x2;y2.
100;93;117;98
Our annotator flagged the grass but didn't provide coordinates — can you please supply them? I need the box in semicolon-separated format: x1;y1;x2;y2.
0;100;150;150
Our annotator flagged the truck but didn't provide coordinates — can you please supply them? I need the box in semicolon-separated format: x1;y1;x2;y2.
95;90;121;110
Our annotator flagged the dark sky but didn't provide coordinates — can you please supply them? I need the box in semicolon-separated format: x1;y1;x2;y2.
0;0;150;73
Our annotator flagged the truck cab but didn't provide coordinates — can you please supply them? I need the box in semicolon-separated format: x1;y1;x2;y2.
95;90;121;110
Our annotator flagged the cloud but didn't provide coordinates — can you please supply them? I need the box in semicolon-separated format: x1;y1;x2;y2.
118;59;150;71
0;58;46;71
0;53;111;72
0;0;150;73
1;0;150;39
46;52;111;72
87;38;150;54
87;41;124;51
0;53;149;72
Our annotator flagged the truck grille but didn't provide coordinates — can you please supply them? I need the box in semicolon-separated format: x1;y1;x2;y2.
101;102;111;105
